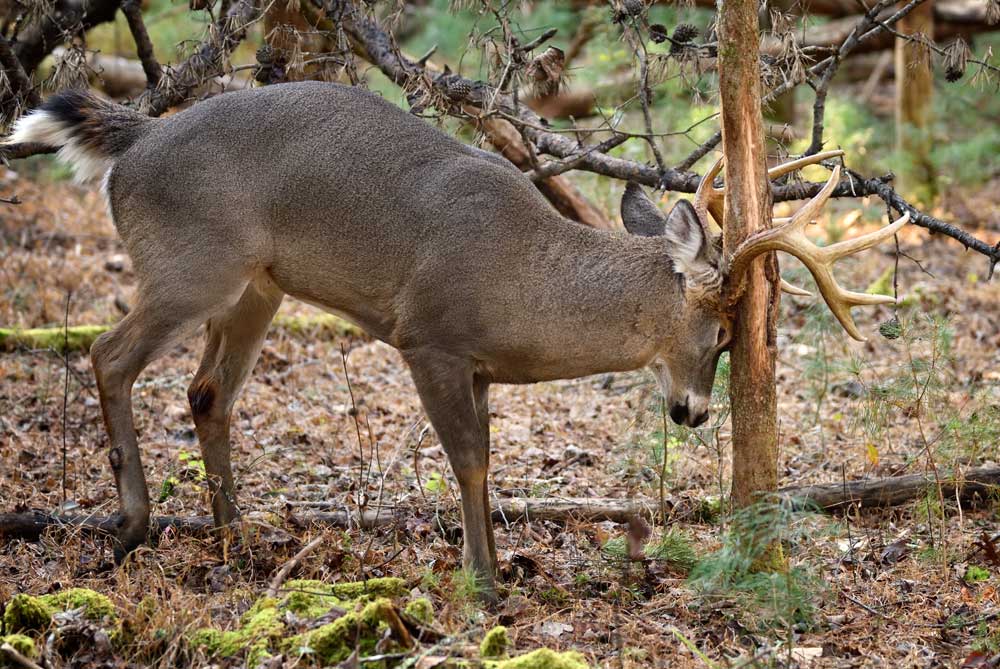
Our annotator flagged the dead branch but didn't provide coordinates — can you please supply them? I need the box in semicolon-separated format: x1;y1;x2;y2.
0;35;40;114
266;535;325;597
12;0;120;75
4;466;998;543
481;116;613;229
119;0;162;88
326;0;999;271
781;466;1000;511
135;0;259;115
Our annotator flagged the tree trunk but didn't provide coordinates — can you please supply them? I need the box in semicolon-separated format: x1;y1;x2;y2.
895;0;936;194
717;0;781;523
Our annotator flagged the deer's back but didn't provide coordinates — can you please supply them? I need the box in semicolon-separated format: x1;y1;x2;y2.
106;81;579;347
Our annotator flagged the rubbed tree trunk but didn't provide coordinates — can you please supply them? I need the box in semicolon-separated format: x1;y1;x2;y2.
895;0;936;194
717;0;781;521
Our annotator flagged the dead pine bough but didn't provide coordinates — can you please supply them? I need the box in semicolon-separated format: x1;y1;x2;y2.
3;466;998;543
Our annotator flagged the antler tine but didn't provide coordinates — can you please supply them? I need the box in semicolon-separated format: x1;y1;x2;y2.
727;165;910;342
767;149;844;180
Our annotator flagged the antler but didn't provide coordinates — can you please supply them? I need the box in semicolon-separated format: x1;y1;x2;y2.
726;164;910;341
689;149;848;238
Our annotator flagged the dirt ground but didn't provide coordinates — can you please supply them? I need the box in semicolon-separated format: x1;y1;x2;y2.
1;165;998;668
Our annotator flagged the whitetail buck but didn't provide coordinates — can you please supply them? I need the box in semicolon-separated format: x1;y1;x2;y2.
6;82;906;599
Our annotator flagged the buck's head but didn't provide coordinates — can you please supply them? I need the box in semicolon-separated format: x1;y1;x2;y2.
621;150;908;428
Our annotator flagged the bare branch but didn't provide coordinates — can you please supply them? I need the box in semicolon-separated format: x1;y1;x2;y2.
0;35;41;115
136;0;260;116
119;0;163;87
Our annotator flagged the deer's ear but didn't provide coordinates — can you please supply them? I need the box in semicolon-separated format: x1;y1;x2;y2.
662;199;711;276
621;182;666;237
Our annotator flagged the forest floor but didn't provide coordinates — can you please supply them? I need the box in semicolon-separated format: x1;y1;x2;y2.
1;165;999;668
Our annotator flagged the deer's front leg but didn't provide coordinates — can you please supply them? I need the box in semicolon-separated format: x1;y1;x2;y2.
404;349;498;602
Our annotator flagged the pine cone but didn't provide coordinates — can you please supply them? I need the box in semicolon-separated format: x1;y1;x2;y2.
673;24;699;44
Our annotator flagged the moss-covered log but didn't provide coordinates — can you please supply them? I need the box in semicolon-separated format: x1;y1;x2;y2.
0;314;362;354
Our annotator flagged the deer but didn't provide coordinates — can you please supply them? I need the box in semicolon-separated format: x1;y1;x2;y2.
5;81;907;601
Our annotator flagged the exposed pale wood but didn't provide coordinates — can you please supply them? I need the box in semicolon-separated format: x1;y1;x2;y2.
5;468;997;542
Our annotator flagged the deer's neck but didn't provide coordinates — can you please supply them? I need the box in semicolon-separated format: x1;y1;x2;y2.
472;223;689;383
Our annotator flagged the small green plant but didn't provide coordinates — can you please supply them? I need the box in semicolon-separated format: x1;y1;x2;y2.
645;530;699;573
688;499;820;633
424;471;447;495
964;565;990;583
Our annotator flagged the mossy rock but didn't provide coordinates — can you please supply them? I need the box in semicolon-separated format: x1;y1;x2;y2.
2;595;54;634
285;598;398;665
3;588;116;634
190;579;406;666
190;603;285;667
44;589;117;622
481;625;510;659
279;577;405;618
403;597;434;625
484;648;591;669
0;633;38;664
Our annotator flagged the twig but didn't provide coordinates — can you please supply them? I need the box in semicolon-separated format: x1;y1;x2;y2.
266;534;325;597
61;290;72;504
0;35;41;110
120;0;163;87
0;644;44;669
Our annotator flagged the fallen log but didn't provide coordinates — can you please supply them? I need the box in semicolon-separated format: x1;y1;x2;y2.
4;466;997;543
761;3;998;58
0;313;363;353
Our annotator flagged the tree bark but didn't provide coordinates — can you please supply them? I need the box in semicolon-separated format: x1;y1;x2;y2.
895;0;936;193
718;0;780;516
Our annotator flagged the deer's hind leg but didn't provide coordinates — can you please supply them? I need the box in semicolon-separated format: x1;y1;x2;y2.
188;279;283;528
91;276;251;561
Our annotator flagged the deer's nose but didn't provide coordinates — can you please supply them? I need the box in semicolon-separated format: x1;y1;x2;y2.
670;402;709;427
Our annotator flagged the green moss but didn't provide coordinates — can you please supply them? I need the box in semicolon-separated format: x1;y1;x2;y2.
403;597;434;625
0;325;108;353
485;648;591;669
330;578;406;600
281;580;339;618
272;313;361;339
3;589;115;635
0;633;38;660
285;598;395;665
42;589;116;623
278;578;405;618
190;604;285;667
481;625;510;658
2;594;54;633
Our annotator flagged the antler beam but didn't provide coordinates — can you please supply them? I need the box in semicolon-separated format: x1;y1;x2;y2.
727;165;910;341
